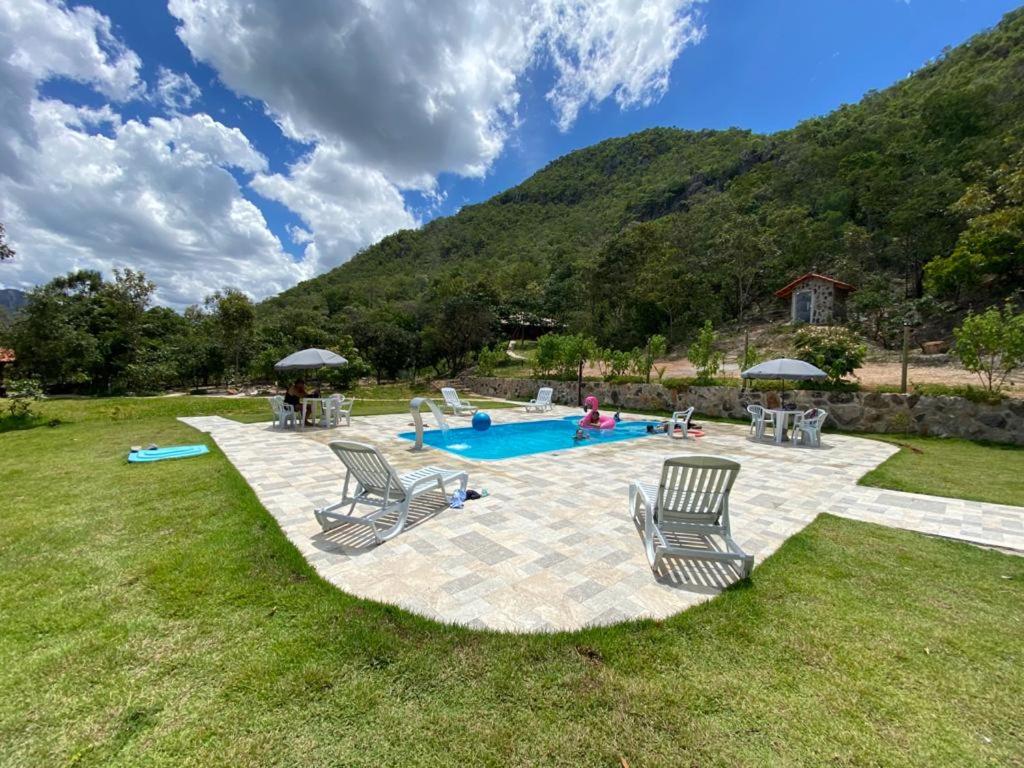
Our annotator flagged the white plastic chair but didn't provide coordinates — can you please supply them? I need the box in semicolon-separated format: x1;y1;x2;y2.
746;404;773;441
669;406;694;440
314;441;469;544
268;395;296;429
326;394;355;427
440;387;478;416
525;387;553;412
629;455;753;579
793;409;828;447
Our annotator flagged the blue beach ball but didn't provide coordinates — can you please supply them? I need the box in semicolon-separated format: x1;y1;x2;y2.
472;411;491;431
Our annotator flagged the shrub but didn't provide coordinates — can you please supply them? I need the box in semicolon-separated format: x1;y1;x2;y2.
688;321;723;385
607;349;632;379
952;303;1024;393
739;344;760;372
475;345;509;376
1;378;45;430
533;334;561;378
792;326;866;384
532;334;598;380
637;334;667;383
911;382;1006;404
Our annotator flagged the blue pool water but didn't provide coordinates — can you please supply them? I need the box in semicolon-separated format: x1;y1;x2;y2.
398;416;659;460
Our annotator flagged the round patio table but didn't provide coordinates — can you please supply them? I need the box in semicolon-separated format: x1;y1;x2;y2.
765;409;802;445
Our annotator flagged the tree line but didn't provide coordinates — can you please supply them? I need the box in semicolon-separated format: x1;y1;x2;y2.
0;268;501;394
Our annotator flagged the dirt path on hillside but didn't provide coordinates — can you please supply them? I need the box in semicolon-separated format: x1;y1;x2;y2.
584;359;1023;397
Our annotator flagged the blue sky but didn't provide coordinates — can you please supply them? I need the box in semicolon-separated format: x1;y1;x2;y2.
2;0;1020;306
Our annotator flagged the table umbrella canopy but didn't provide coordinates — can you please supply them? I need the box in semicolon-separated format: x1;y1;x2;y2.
274;348;348;372
741;358;828;380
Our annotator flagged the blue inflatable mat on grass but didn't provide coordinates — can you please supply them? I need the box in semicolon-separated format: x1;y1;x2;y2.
128;445;209;463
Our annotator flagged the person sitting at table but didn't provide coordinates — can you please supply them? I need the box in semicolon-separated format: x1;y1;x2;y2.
285;380;312;424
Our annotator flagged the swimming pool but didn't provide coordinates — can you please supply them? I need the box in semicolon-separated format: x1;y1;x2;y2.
398;416;660;460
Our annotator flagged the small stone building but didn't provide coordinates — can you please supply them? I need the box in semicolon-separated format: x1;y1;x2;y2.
774;273;854;325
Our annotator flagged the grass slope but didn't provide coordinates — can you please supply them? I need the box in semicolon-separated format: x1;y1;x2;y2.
860;435;1024;507
1;399;1022;766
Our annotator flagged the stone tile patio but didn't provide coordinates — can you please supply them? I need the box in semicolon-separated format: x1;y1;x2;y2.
182;405;1024;632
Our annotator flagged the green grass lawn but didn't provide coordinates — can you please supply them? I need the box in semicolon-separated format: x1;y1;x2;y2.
1;398;1023;766
17;385;520;429
859;435;1024;507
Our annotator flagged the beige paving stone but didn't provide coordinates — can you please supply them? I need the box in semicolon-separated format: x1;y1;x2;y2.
181;404;1024;632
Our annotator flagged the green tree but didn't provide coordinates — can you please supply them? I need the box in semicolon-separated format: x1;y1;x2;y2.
178;305;224;388
848;274;915;349
688;321;723;385
423;296;495;376
10;271;102;390
364;323;416;383
92;269;155;392
952;304;1024;393
207;289;256;381
0;222;14;261
927;149;1024;298
637;334;667;383
533;334;561;378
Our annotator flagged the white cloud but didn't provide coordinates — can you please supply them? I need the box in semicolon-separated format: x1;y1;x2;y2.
168;0;702;183
1;0;705;305
155;67;202;112
539;0;705;131
252;143;417;274
0;1;309;307
0;0;143;180
0;101;309;307
0;0;142;101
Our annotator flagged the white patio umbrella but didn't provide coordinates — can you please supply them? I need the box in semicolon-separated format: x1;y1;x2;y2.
740;358;828;381
740;358;828;402
274;348;348;372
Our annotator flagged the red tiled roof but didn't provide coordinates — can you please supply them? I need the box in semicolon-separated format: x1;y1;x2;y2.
0;348;14;363
774;272;855;298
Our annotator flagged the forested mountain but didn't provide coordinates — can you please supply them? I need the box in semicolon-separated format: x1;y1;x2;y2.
265;7;1024;349
0;288;27;314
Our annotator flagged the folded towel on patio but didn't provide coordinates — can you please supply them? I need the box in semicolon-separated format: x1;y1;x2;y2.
450;489;467;509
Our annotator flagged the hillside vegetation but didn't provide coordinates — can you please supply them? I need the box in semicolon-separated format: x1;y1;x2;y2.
266;7;1024;350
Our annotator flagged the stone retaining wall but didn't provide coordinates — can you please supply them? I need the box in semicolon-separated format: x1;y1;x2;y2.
461;376;1024;445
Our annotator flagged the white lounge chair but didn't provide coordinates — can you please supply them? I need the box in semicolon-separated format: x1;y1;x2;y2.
441;387;478;416
314;441;469;544
669;406;694;439
525;387;554;413
746;404;773;441
793;408;828;447
629;456;753;579
326;394;355;427
268;395;296;429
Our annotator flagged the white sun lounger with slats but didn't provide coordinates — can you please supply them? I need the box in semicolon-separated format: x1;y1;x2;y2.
440;387;478;416
629;455;753;579
525;387;553;413
315;441;468;543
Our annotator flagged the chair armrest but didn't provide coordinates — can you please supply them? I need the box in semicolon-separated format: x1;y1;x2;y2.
631;481;656;509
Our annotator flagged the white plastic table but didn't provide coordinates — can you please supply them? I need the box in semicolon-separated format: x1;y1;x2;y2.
765;409;802;445
299;397;331;430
